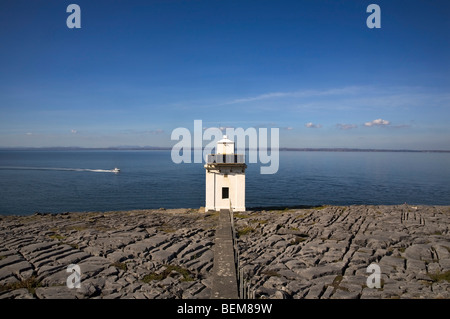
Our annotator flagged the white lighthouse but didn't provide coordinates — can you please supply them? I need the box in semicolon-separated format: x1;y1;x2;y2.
204;135;246;212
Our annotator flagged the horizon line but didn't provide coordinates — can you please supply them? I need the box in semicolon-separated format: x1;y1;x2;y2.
1;146;449;153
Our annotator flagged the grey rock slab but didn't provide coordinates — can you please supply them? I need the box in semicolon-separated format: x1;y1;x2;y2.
126;282;142;293
145;234;170;247
99;266;119;277
284;259;308;271
104;279;125;293
131;291;147;299
360;287;383;299
113;230;147;240
262;275;289;289
0;260;33;279
328;231;350;242
20;242;57;256
321;285;335;299
181;282;204;299
192;287;211;299
84;246;107;257
254;286;278;299
366;236;389;250
277;269;300;280
286;280;310;295
296;263;345;280
0;249;16;258
406;259;427;273
272;240;290;249
0;267;16;281
430;282;450;298
304;283;325;299
438;258;450;272
343;273;368;285
75;280;102;298
40;268;70;286
0;288;34;299
77;257;110;278
54;251;90;265
102;291;123;299
0;254;23;268
319;250;346;265
187;249;213;269
30;246;77;266
106;250;130;263
17;267;34;281
149;250;176;263
350;249;376;265
330;289;360;299
3;238;35;250
353;234;368;246
379;255;406;271
35;286;78;299
159;276;176;287
266;235;284;247
404;244;433;261
434;244;450;260
124;236;169;256
166;241;190;255
0;275;19;286
427;262;440;274
337;282;363;295
182;247;210;262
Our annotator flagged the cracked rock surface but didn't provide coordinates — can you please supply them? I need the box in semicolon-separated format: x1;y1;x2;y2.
235;204;450;299
1;205;449;299
0;209;216;299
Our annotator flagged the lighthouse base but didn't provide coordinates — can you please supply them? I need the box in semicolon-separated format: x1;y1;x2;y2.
205;163;246;214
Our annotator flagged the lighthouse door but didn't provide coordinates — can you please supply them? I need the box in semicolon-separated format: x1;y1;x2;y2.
222;187;229;200
221;186;230;210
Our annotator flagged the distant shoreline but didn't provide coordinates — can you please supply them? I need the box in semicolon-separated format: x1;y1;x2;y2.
1;147;449;153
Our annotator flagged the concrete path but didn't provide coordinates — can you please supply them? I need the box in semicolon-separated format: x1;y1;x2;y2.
210;209;239;299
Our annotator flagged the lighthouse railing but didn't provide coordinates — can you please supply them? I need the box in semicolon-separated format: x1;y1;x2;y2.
230;201;254;299
229;201;239;297
207;154;245;164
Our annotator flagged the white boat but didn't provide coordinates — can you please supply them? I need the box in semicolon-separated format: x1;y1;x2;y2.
112;167;120;173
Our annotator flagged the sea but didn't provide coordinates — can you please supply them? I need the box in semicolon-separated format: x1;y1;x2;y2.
0;150;449;216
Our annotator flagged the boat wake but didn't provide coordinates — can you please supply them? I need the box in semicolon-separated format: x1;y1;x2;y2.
0;166;120;173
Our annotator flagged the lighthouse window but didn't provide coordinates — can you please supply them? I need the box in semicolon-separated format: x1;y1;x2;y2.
222;187;229;199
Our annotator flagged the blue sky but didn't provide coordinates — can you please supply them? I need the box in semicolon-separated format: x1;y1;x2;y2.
0;0;449;149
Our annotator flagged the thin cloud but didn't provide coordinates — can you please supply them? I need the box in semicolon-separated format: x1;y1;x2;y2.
121;129;165;135
229;92;291;104
147;129;164;135
364;119;390;127
305;122;322;128
71;129;78;134
202;126;233;131
224;86;363;105
337;123;358;130
389;124;411;129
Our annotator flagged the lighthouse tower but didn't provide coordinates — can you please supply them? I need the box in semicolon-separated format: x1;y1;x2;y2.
204;135;246;212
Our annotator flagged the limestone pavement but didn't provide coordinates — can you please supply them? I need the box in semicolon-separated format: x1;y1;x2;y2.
236;204;450;299
0;208;216;299
0;204;449;299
